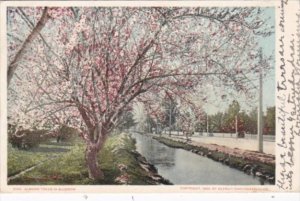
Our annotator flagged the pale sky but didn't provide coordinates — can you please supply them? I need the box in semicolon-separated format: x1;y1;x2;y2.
204;7;275;115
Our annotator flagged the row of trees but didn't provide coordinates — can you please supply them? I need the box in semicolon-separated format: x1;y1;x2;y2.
7;7;274;180
196;102;275;135
135;100;275;136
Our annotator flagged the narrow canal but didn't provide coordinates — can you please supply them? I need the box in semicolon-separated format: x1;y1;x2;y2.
132;133;270;185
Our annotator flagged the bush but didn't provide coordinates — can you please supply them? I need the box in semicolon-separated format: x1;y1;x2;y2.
9;129;49;150
8;124;80;149
56;125;79;143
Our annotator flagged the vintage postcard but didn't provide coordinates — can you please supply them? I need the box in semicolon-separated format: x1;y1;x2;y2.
0;0;299;194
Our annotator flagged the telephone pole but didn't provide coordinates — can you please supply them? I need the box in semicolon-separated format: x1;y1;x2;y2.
235;115;238;138
257;48;263;152
206;114;209;136
169;107;172;136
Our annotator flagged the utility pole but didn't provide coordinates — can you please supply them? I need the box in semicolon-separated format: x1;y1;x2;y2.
258;48;263;152
148;118;151;133
169;107;172;136
206;114;209;136
235;115;238;138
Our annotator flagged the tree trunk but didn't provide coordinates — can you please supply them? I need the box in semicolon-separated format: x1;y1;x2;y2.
7;7;50;86
85;145;104;180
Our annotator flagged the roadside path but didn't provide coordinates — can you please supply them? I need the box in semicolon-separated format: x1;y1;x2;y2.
153;134;275;165
190;136;275;155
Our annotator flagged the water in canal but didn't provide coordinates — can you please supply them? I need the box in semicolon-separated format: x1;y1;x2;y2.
132;133;270;185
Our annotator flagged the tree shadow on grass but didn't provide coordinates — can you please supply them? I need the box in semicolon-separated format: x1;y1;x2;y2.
28;146;70;153
43;141;74;147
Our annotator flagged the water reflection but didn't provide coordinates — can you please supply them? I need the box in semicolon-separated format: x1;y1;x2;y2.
132;133;271;185
135;134;175;167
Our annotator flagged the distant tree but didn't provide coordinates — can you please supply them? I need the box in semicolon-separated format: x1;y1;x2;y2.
209;112;224;132
177;107;196;140
160;93;179;135
264;106;275;135
222;100;240;133
247;108;258;134
236;110;251;134
132;102;148;132
195;114;207;133
117;112;135;131
56;124;79;143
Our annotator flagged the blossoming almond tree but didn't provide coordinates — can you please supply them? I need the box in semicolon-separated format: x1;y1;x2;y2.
7;7;273;180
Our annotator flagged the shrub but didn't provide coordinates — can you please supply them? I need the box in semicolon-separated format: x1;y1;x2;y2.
9;129;49;150
56;125;79;143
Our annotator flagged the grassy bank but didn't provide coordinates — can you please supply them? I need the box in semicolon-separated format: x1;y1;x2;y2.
8;142;72;177
153;136;275;184
8;133;170;185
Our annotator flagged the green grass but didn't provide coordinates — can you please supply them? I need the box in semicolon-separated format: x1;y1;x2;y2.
7;142;72;177
99;133;165;185
8;133;165;185
9;142;92;185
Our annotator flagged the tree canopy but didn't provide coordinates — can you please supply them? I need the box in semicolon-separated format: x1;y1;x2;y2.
7;7;274;180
